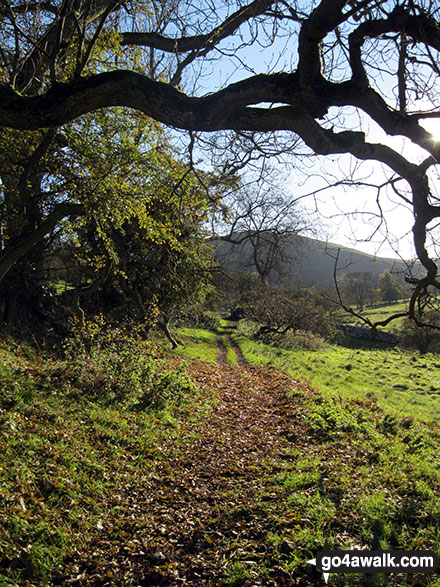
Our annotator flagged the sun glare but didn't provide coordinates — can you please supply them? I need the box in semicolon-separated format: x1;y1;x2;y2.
427;119;440;143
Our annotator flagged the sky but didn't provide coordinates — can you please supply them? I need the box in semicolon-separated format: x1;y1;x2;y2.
178;0;440;262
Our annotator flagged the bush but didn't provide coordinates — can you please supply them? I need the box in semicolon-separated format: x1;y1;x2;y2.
176;309;222;331
235;319;261;338
399;311;440;354
281;330;329;350
192;311;222;331
236;282;336;342
308;398;360;437
64;318;197;409
135;363;197;410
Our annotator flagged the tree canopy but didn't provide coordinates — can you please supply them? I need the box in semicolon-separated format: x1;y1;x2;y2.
2;0;440;325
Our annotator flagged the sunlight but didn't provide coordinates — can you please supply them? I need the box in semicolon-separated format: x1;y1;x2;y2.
422;118;440;143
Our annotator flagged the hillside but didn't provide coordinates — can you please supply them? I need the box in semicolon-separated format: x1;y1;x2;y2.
213;234;418;288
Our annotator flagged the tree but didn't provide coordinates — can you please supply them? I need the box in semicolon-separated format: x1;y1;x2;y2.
111;214;215;348
2;0;440;326
236;277;333;339
0;126;85;322
399;310;440;353
57;107;220;343
378;270;408;303
214;182;311;283
0;105;169;322
340;271;377;311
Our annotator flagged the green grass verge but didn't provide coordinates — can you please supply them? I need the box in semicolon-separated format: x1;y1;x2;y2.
247;387;440;586
0;338;210;586
221;335;239;366
233;334;440;421
174;328;219;362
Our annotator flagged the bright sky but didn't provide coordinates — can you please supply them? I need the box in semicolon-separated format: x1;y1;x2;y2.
297;116;440;261
185;2;440;262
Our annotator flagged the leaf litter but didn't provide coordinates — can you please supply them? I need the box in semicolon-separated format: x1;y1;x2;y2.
57;358;312;586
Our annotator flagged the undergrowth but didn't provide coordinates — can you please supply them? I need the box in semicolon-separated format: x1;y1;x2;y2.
0;326;206;586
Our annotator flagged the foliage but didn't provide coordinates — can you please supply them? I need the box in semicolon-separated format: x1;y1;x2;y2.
307;397;360;436
135;363;197;410
3;0;440;327
235;278;335;341
234;318;262;339
277;329;330;351
0;33;222;339
339;271;378;311
0;336;209;586
60;105;219;335
64;318;196;409
377;270;408;303
399;310;440;354
177;307;223;331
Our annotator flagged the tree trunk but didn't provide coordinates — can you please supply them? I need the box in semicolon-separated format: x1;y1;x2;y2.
71;258;113;326
4;289;18;323
0;203;84;285
158;319;179;349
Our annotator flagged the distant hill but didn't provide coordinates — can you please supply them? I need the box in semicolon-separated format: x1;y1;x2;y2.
213;233;420;289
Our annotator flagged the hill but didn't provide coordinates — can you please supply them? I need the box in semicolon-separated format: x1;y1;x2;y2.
213;233;418;288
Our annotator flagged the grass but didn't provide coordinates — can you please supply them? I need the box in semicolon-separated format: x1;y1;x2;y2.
174;327;219;362
336;300;409;331
232;333;440;421
0;336;211;586
170;324;440;583
174;326;240;365
251;387;440;585
222;334;239;366
4;324;440;585
51;280;74;294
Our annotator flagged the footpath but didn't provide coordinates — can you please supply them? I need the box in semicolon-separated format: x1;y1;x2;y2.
65;330;315;585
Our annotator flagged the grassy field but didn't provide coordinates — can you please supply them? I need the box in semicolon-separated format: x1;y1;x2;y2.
232;333;440;421
174;319;440;422
336;300;409;331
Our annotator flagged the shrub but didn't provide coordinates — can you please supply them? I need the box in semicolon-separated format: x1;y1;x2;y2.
236;319;261;338
177;309;222;331
64;318;196;409
399;311;440;354
236;282;336;342
308;398;360;436
135;363;197;410
192;310;222;331
264;329;329;350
